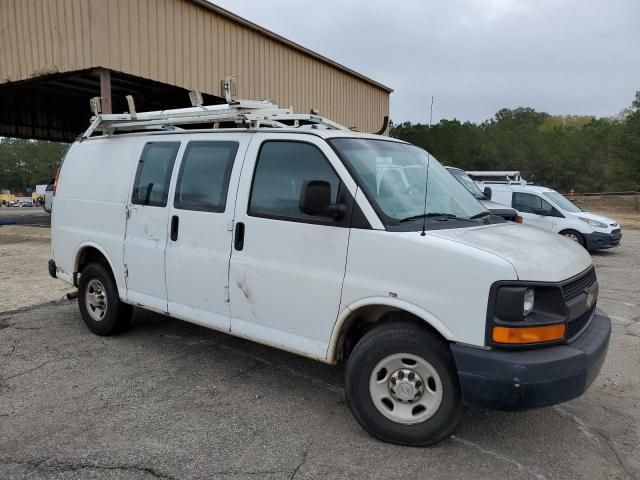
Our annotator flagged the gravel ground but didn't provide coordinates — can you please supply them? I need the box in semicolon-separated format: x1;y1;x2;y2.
0;231;638;480
0;226;74;312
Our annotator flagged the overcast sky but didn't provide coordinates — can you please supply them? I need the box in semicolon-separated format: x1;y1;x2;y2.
212;0;640;124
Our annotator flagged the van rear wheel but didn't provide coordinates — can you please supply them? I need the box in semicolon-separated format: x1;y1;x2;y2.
345;322;463;446
78;263;131;336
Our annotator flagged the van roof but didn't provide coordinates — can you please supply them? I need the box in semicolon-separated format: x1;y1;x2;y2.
80;127;408;143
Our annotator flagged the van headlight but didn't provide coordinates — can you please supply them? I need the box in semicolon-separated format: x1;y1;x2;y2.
489;284;567;346
523;288;535;316
579;217;607;228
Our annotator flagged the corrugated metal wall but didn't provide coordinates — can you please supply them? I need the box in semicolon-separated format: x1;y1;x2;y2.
0;0;390;133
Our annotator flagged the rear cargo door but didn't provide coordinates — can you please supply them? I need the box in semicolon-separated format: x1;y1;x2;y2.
164;137;248;330
124;141;180;312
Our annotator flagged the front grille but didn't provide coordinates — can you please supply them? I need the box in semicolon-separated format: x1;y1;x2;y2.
612;229;621;235
567;306;595;339
562;268;597;302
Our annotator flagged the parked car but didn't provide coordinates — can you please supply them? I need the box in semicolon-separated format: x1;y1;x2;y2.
49;103;611;446
471;176;622;250
445;166;521;222
44;181;54;213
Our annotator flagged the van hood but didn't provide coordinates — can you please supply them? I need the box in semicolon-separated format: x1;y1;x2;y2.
564;210;619;227
427;223;592;282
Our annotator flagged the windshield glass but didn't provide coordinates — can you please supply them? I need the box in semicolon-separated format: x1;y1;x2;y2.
330;138;486;223
543;191;582;213
448;168;484;199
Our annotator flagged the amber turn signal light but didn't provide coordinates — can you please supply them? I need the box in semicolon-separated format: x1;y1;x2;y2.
492;324;566;344
514;216;524;223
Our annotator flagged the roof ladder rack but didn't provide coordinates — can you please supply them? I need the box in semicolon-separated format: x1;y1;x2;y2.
466;171;526;185
81;99;349;139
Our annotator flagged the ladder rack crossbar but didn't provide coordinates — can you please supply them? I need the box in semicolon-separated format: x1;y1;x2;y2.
82;100;349;138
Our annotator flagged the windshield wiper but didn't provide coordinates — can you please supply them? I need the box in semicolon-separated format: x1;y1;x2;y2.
470;211;491;219
399;213;465;223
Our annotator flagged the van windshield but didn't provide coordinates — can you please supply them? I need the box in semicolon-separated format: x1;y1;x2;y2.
330;138;486;224
543;191;582;213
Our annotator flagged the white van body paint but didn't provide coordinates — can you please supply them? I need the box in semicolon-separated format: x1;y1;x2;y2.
485;183;621;249
52;128;597;365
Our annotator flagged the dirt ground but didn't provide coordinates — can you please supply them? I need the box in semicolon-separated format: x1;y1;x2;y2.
571;194;640;230
0;226;74;312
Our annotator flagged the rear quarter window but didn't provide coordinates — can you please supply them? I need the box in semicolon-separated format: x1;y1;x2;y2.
132;142;180;207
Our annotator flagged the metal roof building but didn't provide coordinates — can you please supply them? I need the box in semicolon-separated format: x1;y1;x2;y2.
0;0;392;141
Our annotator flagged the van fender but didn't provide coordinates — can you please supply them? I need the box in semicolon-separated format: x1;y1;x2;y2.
326;296;455;363
73;241;126;298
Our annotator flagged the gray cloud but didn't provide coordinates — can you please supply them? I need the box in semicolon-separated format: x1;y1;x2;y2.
211;0;640;123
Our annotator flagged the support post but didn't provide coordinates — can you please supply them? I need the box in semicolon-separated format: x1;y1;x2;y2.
99;69;112;114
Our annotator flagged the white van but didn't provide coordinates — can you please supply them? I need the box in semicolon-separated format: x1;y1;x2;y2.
479;182;622;251
50;103;611;446
43;180;54;213
445;166;521;222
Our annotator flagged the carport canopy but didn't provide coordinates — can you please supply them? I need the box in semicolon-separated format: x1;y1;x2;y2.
0;69;223;142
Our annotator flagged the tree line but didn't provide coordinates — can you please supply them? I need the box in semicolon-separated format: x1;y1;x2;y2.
0;92;638;194
0;138;68;192
391;91;640;193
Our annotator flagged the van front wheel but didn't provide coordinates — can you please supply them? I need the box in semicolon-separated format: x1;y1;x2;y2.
78;263;131;336
345;322;463;446
560;229;585;247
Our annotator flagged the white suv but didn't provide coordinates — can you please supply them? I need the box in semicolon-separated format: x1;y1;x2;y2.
50;110;611;446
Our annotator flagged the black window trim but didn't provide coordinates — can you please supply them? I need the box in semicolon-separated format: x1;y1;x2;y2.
173;140;240;213
247;139;357;228
131;141;181;207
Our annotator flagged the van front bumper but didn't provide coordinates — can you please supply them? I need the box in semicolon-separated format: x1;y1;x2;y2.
584;230;622;250
450;308;611;410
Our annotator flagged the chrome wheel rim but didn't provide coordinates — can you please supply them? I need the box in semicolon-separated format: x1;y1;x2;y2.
85;279;107;321
369;353;443;425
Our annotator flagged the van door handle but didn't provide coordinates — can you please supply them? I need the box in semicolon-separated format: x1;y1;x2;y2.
234;222;245;251
170;215;179;241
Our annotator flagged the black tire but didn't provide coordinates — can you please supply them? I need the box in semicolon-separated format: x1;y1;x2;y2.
78;263;132;336
560;229;585;247
345;322;464;446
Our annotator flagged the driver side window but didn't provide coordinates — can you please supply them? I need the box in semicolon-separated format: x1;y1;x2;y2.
248;141;340;222
512;192;553;215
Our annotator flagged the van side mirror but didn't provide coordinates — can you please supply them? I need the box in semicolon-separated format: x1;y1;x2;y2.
483;186;492;200
300;180;345;220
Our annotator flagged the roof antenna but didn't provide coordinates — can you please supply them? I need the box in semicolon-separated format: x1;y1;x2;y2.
420;96;434;237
